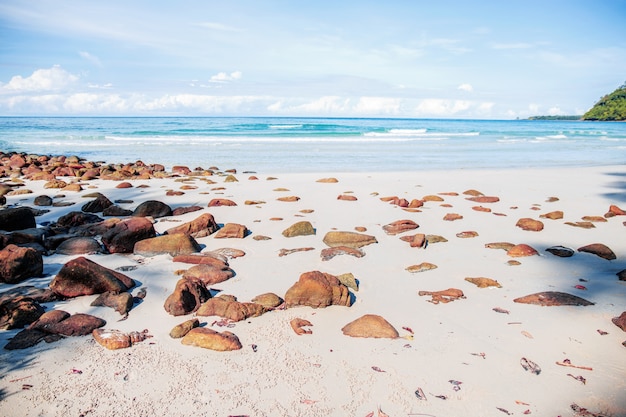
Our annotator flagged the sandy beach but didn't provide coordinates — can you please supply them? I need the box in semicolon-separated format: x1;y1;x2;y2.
1;161;625;417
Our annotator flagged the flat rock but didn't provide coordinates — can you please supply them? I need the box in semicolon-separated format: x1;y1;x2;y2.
513;291;594;306
284;270;351;308
165;213;219;238
382;219;419;235
50;256;135;298
181;328;242;351
466;196;499;203
443;213;463;221
101;217;156;254
540;210;564;220
282;221;315;237
336;273;359;292
465;277;502;288
134;234;201;257
55;237;103;255
323;231;377;248
251;292;284;309
182;263;234;285
516;218;544;231
172;253;229;268
507;244;539;257
44;313;106;336
102;205;133;217
545;246;575;257
208;198;237;207
418;288;465;304
341;314;399;339
577;243;616;260
406;262;437;273
196;295;266;321
90;291;134;315
485;242;515;251
321;246;365;261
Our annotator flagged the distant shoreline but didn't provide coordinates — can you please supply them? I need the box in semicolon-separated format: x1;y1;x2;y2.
527;115;582;120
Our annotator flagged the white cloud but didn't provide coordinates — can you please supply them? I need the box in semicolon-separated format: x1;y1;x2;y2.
353;97;401;115
415;99;471;116
209;71;243;83
79;51;102;67
547;106;564;116
1;65;79;92
458;83;473;92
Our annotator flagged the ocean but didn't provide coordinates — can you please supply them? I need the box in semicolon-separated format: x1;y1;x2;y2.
0;117;624;173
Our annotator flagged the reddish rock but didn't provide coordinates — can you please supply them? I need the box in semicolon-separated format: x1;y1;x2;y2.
172;205;203;216
320;246;365;261
172;253;229;268
608;205;625;216
291;318;313;335
90;291;134;315
50;257;135;298
196;295;266;321
578;243;616;260
134;234;201;257
382;219;419;235
516;218;544;231
337;194;358;201
443;213;463;221
101;217;156;254
618;269;626;281
55;237;103;255
513;291;594;306
0;244;43;284
472;206;491;213
0;297;45;330
399;233;426;248
423;195;444;202
277;196;300;202
418;288;465;304
322;231;377;248
465;277;502;288
132;200;173;218
507;244;539;257
284;270;352;308
408;199;424;208
181;327;242;351
163;277;210;316
466;196;500;203
214;223;248;239
0;207;36;231
28;309;70;330
43;313;106;336
116;182;133;189
282;221;315;237
612;311;626;331
540;211;564;220
182;263;234;285
81;193;113;213
341;314;399;339
165;213;219;238
208;198;237;207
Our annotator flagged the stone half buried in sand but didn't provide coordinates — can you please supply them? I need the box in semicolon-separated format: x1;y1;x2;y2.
284;270;352;308
464;277;502;288
322;231;377;249
341;314;399;339
133;234;201;257
513;291;594;306
516;218;544;232
92;328;152;350
382;219;419;235
164;213;220;238
181;327;242;351
282;220;315;237
196;294;266;322
577;243;617;260
506;244;539;257
50;256;135;298
612;311;626;332
101;217;156;254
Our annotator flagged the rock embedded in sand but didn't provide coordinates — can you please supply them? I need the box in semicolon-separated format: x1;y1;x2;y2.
322;231;377;248
101;217;156;254
465;277;502;288
282;221;315;237
612;311;626;332
284;270;352;308
277;196;300;202
197;295;266;322
506;244;539;257
513;291;594;306
0;207;36;231
618;269;626;281
516;218;544;231
50;257;135;298
418;288;465;304
92;329;152;350
0;244;43;284
540;210;564;220
399;233;426;248
165;213;219;238
443;213;463;221
170;318;200;338
341;314;399;339
321;246;365;261
426;235;448;244
337;194;358;201
33;195;53;206
565;221;595;229
181;328;242;351
0;297;45;330
56;211;103;229
172;205;203;216
132;200;173;218
545;246;575;258
81;193;113;213
608;204;625;216
43;313;106;336
214;223;248;239
466;196;500;203
336;273;359;292
456;231;478;238
577;243;616;260
172;253;229;268
102;205;133;217
423;195;444;202
316;177;338;183
134;234;201;257
382;219;419;235
251;292;284;309
182;263;234;285
406;262;437;273
163;277;210;316
90;291;134;315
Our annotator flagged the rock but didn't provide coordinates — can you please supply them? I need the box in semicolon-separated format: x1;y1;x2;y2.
577;243;616;260
92;329;152;350
514;291;594;306
321;245;365;261
101;217;156;254
485;242;515;251
91;291;134;315
341;314;399;339
337;194;358;201
336;273;359;292
0;297;45;330
165;213;219;238
163;278;210;316
464;277;502;288
608;205;625;216
322;231;377;248
422;195;444;202
290;318;313;335
284;270;352;308
545;246;575;257
316;177;338;183
134;234;201;257
0;244;43;284
382;219;419;235
209;248;245;259
612;312;626;332
443;213;463;221
170;318;200;338
196;295;266;321
251;293;284;309
81;193;113;213
44;313;106;336
55;237;103;255
400;233;426;248
516;218;544;231
277;196;300;202
214;223;248;239
182;263;234;285
56;211;103;228
418;288;465;304
172;253;229;268
50;256;135;298
0;207;36;231
618;269;626;281
565;221;595;229
172;205;203;216
181;328;242;351
116;182;133;189
282;221;315;237
507;244;539;257
34;195;53;206
28;309;70;330
3;328;58;350
102;205;133;217
456;231;478;238
426;235;448;244
405;262;438;273
132;200;173;218
466;196;500;203
0;286;59;304
540;210;564;220
208;198;237;207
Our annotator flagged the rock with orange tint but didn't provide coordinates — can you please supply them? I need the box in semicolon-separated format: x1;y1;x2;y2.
322;231;377;248
382;219;419;235
208;198;237;207
464;277;502;288
516;218;544;231
290;318;313;335
456;231;478;238
399;233;426;248
284;270;351;308
277;196;301;202
443;213;463;221
214;223;248;239
472;206;491;213
163;277;210;316
608;205;625;216
316;177;338;183
540;210;563;220
405;262;437;273
408;199;424;208
578;243;616;260
181;328;242;351
418;288;465;304
513;291;593;306
507;244;539;257
165;213;219;238
463;189;484;196
423;195;444;202
341;314;399;339
337;194;358;201
320;246;365;261
466;196;500;203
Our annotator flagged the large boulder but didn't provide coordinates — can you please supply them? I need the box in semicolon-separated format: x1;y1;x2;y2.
182;263;234;285
55;211;103;229
132;200;172;218
42;313;106;336
322;231;377;249
101;217;156;254
164;213;219;238
341;314;399;339
163;277;210;316
0;244;43;283
0;207;36;231
181;328;242;351
284;270;352;308
50;256;135;298
134;234;201;257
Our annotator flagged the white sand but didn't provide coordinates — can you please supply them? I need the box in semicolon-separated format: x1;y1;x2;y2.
1;165;625;417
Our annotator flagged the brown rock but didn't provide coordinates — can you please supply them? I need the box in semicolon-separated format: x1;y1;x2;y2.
507;244;539;257
463;189;484;196
44;179;68;189
608;205;625;216
456;231;478;238
582;215;607;223
55;237;103;255
0;207;36;231
0;297;45;330
423;195;444;202
172;253;229;268
322;231;377;248
91;291;134;315
284;270;352;308
209;248;245;259
81;193;113;213
341;314;399;339
102;205;133;217
165;213;219;238
565;221;595;229
418;288;465;304
163;277;210;316
545;246;575;257
101;217;156;254
426;235;448;244
406;262;438;273
44;313;106;336
33;195;53;206
282;221;315;237
513;291;594;306
540;210;564;220
382;219;419;235
132;200;173;218
0;244;43;284
197;296;265;322
116;182;133;189
56;211;103;228
336;273;359;292
3;328;56;350
399;233;426;248
516;218;544;231
408;199;424;208
208;198;237;207
612;311;626;332
472;206;491;213
50;257;135;298
214;223;248;239
465;277;502;288
337;194;358;201
443;213;463;221
92;328;131;349
172;205;203;216
577;243;617;260
484;242;516;251
28;309;70;330
134;234;201;257
277;196;300;202
290;318;313;335
321;246;365;261
251;292;284;309
182;263;234;285
181;328;242;351
316;177;338;183
170;318;200;338
466;196;500;203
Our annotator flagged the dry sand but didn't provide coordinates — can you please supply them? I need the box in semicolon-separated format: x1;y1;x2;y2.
1;165;625;417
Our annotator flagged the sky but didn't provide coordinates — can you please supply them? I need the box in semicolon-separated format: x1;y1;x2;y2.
0;0;625;119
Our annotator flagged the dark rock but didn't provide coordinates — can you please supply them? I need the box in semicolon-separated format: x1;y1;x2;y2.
165;213;219;238
284;270;352;308
81;193;113;213
55;237;103;255
545;246;575;257
28;309;70;330
0;207;36;231
33;195;53;206
7;227;47;245
612;311;626;332
101;217;156;254
578;243;617;260
0;297;45;330
4;328;59;350
50;256;135;298
0;286;59;304
618;269;626;281
0;244;43;284
513;291;594;306
341;314;399;338
91;291;134;315
102;205;133;217
163;278;210;316
43;313;106;336
56;211;103;228
134;234;201;257
132;200;172;218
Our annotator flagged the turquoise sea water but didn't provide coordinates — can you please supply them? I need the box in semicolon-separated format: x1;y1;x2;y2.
0;117;625;173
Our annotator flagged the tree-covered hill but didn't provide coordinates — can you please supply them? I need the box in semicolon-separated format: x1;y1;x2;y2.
582;82;626;121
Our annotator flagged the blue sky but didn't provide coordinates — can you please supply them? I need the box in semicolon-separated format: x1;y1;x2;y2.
1;0;625;118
